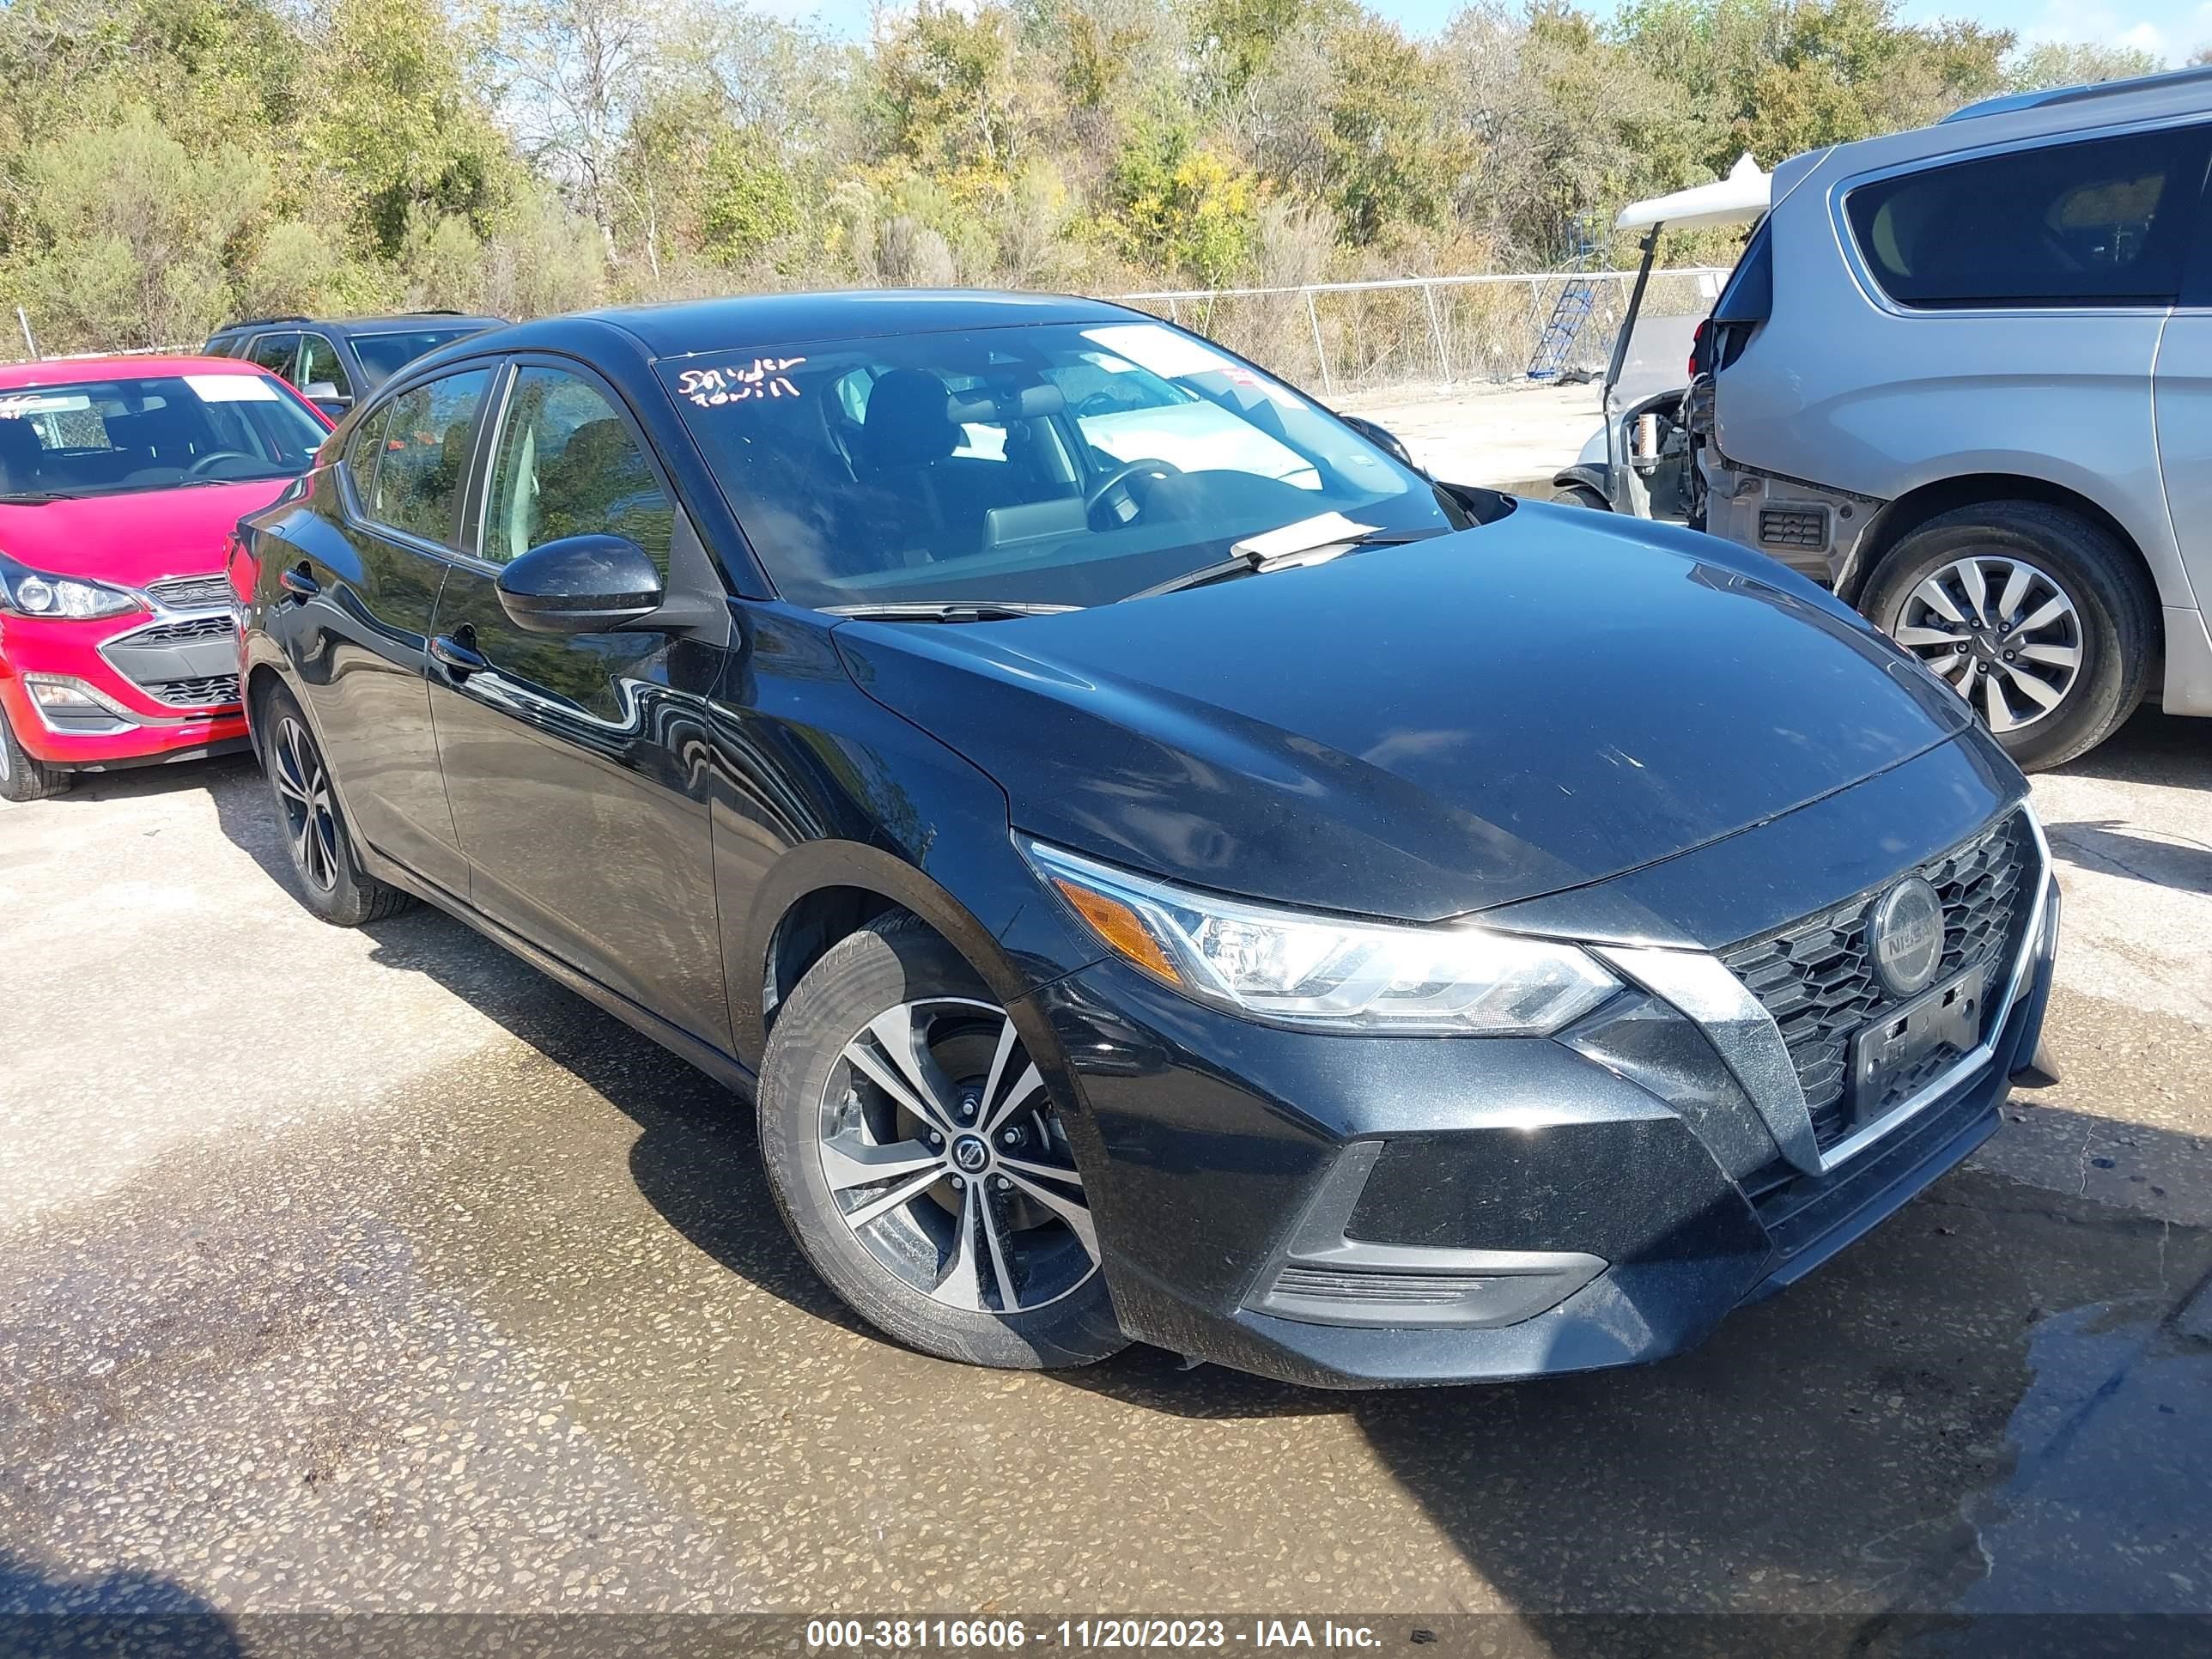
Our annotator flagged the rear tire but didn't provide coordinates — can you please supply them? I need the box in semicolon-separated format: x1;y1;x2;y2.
1552;483;1610;512
757;915;1127;1370
257;681;415;926
0;702;71;802
1862;501;2155;772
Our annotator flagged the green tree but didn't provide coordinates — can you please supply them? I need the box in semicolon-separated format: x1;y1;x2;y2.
6;104;267;347
307;0;514;254
1110;119;1261;285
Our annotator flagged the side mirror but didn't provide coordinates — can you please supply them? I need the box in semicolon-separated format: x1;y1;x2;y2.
1338;413;1424;474
495;534;664;634
304;382;348;404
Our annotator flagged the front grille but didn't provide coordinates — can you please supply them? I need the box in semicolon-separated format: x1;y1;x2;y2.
127;614;234;646
144;674;240;708
1758;507;1827;550
1721;811;2036;1148
144;573;231;611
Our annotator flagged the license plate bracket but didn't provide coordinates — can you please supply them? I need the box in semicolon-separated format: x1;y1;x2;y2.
1849;961;1987;1120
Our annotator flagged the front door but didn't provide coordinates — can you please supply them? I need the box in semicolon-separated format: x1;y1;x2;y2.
277;363;495;897
424;362;731;1047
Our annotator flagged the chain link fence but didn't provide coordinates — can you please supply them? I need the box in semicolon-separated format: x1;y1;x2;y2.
9;268;1729;387
1109;268;1729;396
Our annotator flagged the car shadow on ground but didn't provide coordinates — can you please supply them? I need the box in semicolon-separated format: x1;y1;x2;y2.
0;1549;241;1652
2048;705;2210;788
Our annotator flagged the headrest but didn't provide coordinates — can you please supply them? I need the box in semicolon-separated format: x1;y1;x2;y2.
861;369;959;470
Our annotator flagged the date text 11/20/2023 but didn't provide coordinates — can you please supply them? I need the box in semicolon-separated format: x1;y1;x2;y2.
804;1620;1386;1650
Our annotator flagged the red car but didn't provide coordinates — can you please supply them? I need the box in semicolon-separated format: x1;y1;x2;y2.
0;356;331;800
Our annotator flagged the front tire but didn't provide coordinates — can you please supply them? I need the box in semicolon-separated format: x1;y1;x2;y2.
1863;502;2156;772
757;916;1127;1370
0;702;70;802
257;682;415;926
1552;483;1610;512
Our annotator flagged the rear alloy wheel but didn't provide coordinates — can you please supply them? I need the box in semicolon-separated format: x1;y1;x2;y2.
1894;554;2083;734
759;917;1126;1370
1864;502;2156;772
258;682;415;926
0;701;71;802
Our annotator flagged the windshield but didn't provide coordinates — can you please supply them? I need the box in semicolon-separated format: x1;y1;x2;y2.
0;373;326;499
663;320;1472;609
353;327;481;384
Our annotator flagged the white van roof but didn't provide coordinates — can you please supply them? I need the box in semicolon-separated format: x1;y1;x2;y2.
1615;154;1771;232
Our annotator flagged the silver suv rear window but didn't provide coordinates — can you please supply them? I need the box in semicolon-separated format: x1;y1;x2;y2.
1845;125;2209;310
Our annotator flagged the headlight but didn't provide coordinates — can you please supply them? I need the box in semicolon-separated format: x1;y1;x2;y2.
1022;838;1620;1035
0;555;139;620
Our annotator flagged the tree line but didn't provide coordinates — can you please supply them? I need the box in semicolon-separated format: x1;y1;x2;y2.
0;0;2173;355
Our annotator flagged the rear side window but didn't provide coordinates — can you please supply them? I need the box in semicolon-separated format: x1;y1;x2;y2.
362;368;491;548
1846;127;2210;309
1713;218;1772;324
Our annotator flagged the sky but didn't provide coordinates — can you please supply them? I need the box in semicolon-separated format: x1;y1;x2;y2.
768;0;2212;58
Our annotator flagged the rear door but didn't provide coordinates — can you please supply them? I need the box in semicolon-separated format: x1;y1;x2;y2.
423;358;731;1046
275;363;496;896
2148;137;2212;716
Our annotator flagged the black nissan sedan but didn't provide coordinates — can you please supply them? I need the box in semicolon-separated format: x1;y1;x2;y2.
234;290;2058;1387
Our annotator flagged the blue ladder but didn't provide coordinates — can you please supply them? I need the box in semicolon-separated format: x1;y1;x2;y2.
1526;282;1595;380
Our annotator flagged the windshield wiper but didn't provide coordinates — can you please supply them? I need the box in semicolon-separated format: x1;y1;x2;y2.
1123;525;1443;603
0;490;75;505
824;600;1083;623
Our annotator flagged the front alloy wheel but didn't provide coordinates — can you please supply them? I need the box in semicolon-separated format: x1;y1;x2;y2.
821;997;1099;1316
758;917;1126;1370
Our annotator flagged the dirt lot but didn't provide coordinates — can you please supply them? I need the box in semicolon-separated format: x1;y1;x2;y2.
3;391;2209;1632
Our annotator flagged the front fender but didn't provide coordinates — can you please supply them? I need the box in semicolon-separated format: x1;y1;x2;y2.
711;603;1107;1067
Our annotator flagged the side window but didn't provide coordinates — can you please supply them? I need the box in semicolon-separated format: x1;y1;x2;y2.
1846;127;2211;309
366;368;491;548
248;331;301;381
296;335;353;402
481;367;673;569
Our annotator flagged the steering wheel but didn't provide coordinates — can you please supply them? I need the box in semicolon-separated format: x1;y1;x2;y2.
186;450;260;477
1085;458;1183;527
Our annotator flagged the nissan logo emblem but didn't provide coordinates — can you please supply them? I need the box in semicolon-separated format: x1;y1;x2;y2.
1869;876;1944;998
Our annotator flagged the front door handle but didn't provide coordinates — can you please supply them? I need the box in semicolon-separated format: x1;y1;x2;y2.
430;629;489;676
278;562;319;599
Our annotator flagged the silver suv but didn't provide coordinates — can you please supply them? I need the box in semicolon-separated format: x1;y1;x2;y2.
1694;67;2212;769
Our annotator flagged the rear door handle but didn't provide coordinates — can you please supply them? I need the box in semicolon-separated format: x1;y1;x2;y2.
430;629;489;675
278;562;319;599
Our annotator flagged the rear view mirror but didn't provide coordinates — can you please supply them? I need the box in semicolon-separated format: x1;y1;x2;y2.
495;534;664;634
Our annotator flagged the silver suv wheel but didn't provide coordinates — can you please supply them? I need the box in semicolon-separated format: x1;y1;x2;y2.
1894;553;2083;735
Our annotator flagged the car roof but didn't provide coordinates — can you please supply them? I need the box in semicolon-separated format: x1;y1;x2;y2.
211;313;502;339
0;354;271;389
491;289;1151;363
1943;64;2212;125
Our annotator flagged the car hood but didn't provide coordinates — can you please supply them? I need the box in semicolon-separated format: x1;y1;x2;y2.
0;478;295;588
832;502;1978;921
